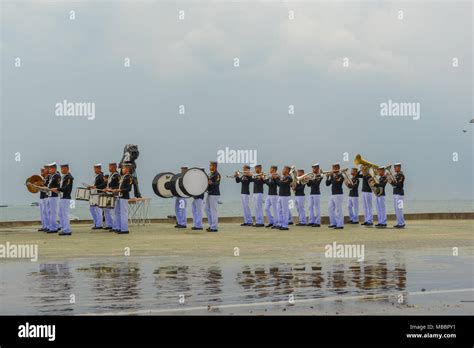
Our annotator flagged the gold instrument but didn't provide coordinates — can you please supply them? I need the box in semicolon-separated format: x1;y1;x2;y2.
295;172;317;185
354;154;383;196
25;175;50;194
340;168;353;188
384;165;397;184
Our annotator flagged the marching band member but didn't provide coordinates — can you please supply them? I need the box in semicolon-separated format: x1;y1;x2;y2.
347;168;360;224
325;163;344;229
51;164;74;236
250;164;265;227
390;163;406;228
275;166;293;231
112;163;132;234
205;161;220;232
104;163;120;231
307;163;322;227
46;162;61;233
264;165;278;228
235;165;253;226
175;166;189;228
87;164;107;230
192;170;205;231
359;166;374;226
38;166;49;232
374;167;387;228
294;169;307;226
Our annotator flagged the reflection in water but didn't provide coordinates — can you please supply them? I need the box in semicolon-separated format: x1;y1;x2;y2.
26;263;75;314
237;260;407;302
8;252;464;315
77;262;142;312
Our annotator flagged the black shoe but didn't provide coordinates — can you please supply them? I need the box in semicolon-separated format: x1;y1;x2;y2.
253;224;265;227
58;232;71;236
116;230;129;234
361;222;368;226
91;226;102;230
191;227;203;230
271;225;279;229
206;227;211;232
335;226;344;230
265;224;273;228
312;224;321;227
296;223;306;226
365;222;373;227
279;227;289;230
350;221;359;224
288;222;294;225
241;223;252;226
306;223;314;226
104;227;112;230
207;229;218;233
47;229;58;233
175;224;186;229
394;224;405;229
38;228;45;232
328;225;336;228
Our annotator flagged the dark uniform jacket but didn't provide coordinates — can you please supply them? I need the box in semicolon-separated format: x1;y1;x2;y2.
358;173;372;193
40;175;50;200
265;177;278;196
391;172;405;196
294;182;305;196
348;176;360;197
276;175;292;196
307;176;322;195
374;175;387;196
58;173;74;199
94;172;107;190
107;171;121;190
325;173;344;195
250;176;264;194
119;174;133;199
235;175;251;195
207;171;221;196
48;172;61;198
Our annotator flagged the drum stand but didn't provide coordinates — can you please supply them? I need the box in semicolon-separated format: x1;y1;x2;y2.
128;198;151;226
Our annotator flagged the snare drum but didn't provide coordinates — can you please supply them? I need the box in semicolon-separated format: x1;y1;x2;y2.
75;187;91;201
89;193;100;206
98;194;116;209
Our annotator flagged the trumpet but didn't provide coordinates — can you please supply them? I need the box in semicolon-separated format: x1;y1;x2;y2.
295;172;316;185
226;170;252;178
340;168;353;188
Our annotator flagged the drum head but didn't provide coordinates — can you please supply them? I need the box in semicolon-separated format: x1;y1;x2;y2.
170;174;190;198
152;172;175;198
179;168;208;197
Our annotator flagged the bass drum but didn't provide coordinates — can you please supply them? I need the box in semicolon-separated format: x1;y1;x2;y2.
179;167;208;197
169;174;190;198
152;172;175;198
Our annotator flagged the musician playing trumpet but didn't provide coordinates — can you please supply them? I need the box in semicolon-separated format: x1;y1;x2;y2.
325;163;344;229
346;168;360;224
235;165;253;226
294;169;307;226
264;165;279;228
250;164;265;227
374;167;388;228
307;163;323;227
275;166;293;230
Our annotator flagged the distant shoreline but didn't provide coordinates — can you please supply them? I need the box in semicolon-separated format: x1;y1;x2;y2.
0;211;473;228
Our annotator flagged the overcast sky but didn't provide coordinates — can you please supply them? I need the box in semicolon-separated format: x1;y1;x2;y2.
1;0;472;205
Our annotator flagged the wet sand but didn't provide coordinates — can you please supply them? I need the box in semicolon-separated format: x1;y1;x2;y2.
0;219;472;260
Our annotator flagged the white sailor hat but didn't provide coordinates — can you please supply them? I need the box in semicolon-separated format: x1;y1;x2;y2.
94;163;102;167
181;165;189;169
209;160;218;165
332;162;340;166
394;162;402;166
122;162;132;167
312;163;320;167
60;163;69;167
47;162;57;167
109;162;117;166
